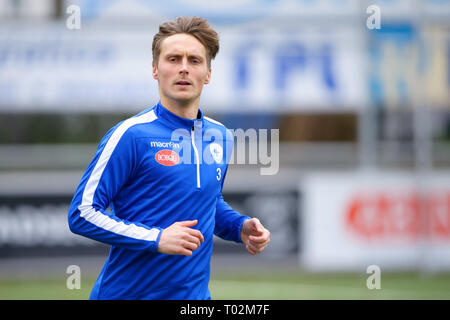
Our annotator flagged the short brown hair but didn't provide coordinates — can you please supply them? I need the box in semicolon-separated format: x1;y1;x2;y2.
152;16;219;68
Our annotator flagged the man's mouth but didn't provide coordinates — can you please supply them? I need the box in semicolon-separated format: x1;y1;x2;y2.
175;80;191;86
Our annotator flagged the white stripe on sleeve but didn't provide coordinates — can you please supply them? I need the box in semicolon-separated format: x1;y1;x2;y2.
78;110;160;242
204;116;224;127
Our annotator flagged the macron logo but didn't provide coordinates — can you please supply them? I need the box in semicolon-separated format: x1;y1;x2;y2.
150;141;181;149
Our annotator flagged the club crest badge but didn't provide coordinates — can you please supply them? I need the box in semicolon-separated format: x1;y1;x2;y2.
209;143;223;164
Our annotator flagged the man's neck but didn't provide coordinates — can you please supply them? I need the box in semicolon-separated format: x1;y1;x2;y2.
160;97;199;120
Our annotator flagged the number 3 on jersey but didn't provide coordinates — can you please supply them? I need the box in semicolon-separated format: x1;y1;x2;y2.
216;168;221;181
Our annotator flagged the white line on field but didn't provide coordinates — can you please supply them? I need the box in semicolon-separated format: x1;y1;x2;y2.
210;280;450;295
211;280;366;292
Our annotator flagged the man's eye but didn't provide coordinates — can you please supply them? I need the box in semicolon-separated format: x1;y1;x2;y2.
192;59;200;64
169;57;177;62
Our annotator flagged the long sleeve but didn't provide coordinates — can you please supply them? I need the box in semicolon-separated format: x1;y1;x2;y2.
213;131;251;243
68;117;162;252
214;193;250;243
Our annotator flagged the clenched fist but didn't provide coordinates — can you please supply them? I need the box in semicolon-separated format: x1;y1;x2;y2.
240;218;270;255
158;220;204;256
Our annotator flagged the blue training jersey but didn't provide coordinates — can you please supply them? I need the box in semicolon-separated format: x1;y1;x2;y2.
68;101;250;300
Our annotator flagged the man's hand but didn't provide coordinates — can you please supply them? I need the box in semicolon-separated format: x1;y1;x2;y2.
240;218;270;255
158;220;204;256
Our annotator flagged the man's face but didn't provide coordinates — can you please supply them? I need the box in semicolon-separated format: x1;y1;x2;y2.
153;33;211;107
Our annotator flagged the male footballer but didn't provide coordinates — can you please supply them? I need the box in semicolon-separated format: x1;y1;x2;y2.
68;16;270;300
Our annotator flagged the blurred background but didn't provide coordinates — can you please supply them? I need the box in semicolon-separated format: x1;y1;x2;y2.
1;0;450;299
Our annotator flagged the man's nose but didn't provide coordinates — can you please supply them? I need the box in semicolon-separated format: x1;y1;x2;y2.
179;58;189;74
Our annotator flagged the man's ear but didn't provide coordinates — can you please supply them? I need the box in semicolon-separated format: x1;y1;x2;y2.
152;61;158;80
204;68;211;84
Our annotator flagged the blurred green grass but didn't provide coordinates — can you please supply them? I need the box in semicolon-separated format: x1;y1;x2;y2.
1;271;449;300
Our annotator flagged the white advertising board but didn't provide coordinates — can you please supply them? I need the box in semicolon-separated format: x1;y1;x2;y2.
299;171;450;271
0;22;366;112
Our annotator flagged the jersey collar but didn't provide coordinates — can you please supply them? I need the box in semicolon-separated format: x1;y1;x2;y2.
155;101;204;130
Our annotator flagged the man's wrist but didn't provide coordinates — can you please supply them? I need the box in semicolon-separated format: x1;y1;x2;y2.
238;216;252;243
151;227;164;252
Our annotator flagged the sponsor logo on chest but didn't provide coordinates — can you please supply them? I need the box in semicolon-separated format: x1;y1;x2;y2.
150;140;181;149
155;149;180;166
